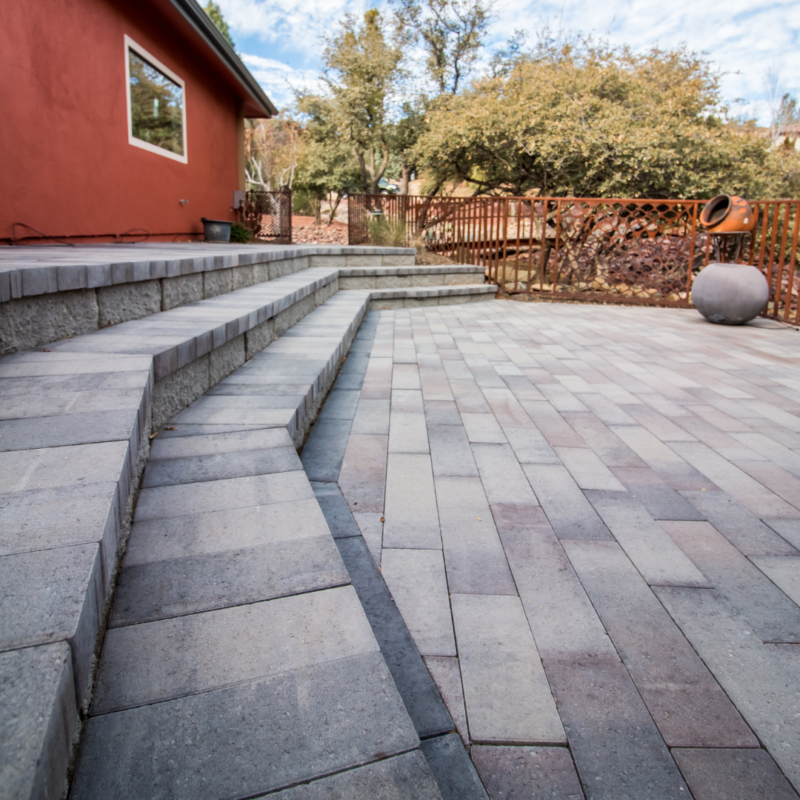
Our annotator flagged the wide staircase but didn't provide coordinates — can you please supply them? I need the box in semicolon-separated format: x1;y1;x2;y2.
0;243;496;800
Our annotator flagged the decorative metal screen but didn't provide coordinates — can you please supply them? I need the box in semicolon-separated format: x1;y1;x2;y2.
244;190;292;244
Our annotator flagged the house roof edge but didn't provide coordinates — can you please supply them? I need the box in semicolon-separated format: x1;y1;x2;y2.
167;0;278;117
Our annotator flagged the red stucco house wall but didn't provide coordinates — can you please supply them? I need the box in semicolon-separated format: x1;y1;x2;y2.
0;0;274;243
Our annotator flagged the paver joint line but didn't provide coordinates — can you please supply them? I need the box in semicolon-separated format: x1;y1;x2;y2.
5;271;800;799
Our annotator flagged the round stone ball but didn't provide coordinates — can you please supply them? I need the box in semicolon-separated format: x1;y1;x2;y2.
691;263;769;325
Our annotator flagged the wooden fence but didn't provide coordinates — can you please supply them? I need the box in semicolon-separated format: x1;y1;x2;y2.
349;194;800;324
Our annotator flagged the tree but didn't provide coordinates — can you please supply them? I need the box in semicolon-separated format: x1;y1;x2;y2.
318;10;404;195
294;94;362;223
245;116;300;191
204;2;236;50
413;41;794;199
393;0;493;95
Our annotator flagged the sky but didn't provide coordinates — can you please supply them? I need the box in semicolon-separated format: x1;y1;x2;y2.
218;0;800;124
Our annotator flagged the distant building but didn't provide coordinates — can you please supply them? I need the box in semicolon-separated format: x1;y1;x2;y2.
775;122;800;151
0;0;276;244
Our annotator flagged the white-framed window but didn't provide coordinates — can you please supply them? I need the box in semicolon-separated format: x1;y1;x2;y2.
125;35;187;163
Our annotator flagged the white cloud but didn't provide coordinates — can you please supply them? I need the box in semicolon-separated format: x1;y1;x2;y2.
240;53;326;109
228;0;800;122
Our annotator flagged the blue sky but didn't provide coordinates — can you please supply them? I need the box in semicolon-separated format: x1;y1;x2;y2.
219;0;800;124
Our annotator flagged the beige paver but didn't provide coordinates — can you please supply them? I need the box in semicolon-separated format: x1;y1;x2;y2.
451;593;565;745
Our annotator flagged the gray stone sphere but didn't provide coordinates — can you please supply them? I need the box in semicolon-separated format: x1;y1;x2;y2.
691;262;769;325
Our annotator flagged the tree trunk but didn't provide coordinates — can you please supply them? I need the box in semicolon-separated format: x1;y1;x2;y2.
326;192;343;225
400;154;412;196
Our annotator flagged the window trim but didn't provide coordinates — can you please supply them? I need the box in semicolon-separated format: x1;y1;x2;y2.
124;35;188;164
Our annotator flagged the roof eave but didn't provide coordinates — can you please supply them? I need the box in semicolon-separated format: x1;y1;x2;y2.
167;0;278;117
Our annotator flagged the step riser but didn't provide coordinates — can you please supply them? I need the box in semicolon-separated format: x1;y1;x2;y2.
0;250;414;356
0;256;497;796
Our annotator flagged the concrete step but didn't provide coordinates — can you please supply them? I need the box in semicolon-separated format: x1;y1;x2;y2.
69;300;443;798
0;260;497;797
340;264;485;289
0;243;415;355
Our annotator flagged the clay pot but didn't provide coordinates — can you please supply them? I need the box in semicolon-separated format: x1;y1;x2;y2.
691;262;769;325
700;195;757;234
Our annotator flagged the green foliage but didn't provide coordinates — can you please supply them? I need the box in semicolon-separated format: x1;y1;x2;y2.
204;2;236;50
312;10;404;195
393;0;493;95
292;188;317;216
413;40;797;199
229;222;252;243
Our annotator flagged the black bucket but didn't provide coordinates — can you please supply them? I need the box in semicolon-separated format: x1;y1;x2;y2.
201;218;232;243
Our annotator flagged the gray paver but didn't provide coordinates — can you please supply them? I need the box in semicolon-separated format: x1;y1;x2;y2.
124;498;330;565
461;412;507;443
661;521;800;642
0;546;102;702
672;748;800;800
471;746;584;800
72;652;419;800
149;426;292;458
264;751;444;799
338;434;388;513
610;465;704;520
317;388;361;421
354;511;383;565
111;536;348;626
491;504;615;661
523;464;612;540
423;656;469;745
683;491;799;556
383;454;441;549
300;418;354;481
519;401;585;447
564;540;756;747
381;549;456;656
351;398;391;434
764;519;800;550
93;586;376;713
0;643;78;800
451;594;565;744
655;587;800;792
423;399;462;426
428;424;479;477
0;410;137;451
335;537;454;738
561;411;646;467
670;441;800;518
311;481;362;538
611;425;716;490
420;734;489;800
543;658;690;800
555;445;626;491
585;491;709;586
141;446;301;487
436;477;517;595
752;556;800;606
134;471;313;521
472;443;539;505
502;426;560;464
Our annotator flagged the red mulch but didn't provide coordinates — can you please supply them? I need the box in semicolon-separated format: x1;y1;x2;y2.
292;216;348;245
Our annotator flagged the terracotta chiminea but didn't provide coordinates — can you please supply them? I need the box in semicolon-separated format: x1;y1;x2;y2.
691;194;768;325
699;194;757;234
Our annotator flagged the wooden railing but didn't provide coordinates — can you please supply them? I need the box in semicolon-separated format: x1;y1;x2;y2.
348;194;800;324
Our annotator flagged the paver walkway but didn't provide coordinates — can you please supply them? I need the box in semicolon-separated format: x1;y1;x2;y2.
322;300;800;799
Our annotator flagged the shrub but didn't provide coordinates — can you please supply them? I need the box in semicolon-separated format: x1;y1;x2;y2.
230;222;252;243
366;215;409;247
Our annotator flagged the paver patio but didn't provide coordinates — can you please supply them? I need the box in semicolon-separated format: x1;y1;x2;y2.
317;300;800;799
